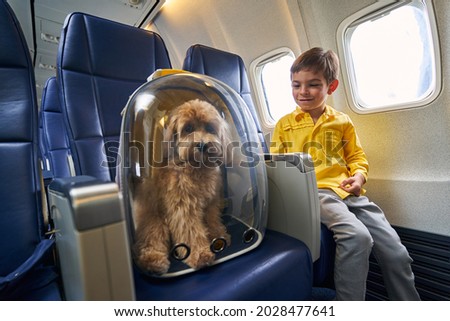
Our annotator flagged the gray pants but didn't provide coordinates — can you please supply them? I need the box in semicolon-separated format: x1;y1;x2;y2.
319;189;420;301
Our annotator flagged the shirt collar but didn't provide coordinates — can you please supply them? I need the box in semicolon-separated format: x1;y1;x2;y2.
293;105;336;122
293;106;307;122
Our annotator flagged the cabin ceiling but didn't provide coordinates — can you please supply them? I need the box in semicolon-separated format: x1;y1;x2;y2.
7;0;165;104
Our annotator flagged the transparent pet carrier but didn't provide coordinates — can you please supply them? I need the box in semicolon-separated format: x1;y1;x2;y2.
118;70;268;277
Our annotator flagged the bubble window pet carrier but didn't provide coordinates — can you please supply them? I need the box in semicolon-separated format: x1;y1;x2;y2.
118;71;268;277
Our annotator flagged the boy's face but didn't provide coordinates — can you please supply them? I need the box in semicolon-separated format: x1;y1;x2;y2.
291;69;337;115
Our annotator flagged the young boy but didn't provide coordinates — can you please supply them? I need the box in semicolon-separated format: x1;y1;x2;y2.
270;47;420;301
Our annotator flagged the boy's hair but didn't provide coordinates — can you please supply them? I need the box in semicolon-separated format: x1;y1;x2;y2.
290;47;339;84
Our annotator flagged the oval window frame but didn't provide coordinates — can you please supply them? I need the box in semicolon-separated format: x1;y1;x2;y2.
336;0;441;114
249;47;295;126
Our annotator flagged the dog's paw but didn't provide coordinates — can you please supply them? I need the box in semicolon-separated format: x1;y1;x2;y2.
185;248;215;270
137;249;170;275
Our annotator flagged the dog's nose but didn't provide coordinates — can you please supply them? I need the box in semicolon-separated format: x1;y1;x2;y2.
196;141;208;152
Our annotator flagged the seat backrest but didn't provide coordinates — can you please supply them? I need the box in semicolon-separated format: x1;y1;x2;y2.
40;76;72;179
57;12;172;181
0;0;43;274
182;44;267;152
0;0;59;299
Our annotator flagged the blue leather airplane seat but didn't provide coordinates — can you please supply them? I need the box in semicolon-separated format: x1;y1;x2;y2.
54;13;313;300
40;77;72;179
57;12;172;181
0;0;61;300
182;44;335;289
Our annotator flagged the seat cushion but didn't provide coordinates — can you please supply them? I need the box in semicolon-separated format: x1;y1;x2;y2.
134;229;312;300
0;265;61;300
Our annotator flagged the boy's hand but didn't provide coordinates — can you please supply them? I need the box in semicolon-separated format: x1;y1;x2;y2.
339;173;366;196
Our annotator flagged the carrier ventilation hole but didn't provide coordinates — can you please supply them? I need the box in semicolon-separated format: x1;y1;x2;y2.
243;228;256;243
171;243;190;260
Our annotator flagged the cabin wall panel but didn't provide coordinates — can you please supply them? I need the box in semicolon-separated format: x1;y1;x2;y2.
297;0;450;236
297;0;376;48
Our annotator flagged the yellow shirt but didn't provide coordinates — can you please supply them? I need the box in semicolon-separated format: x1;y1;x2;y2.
270;105;369;199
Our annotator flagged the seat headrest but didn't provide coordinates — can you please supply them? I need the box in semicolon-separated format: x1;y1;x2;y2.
42;77;60;113
60;12;171;80
183;44;267;152
183;44;250;99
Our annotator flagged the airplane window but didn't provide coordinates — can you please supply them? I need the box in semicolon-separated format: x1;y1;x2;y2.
339;0;440;113
250;48;295;125
260;53;295;122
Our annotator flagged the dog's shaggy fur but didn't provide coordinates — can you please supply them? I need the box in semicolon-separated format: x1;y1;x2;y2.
133;99;230;274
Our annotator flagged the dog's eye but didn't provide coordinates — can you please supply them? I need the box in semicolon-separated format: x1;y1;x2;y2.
205;124;216;134
183;124;194;134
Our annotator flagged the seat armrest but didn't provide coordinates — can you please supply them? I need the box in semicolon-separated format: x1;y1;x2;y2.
48;176;135;300
265;153;321;261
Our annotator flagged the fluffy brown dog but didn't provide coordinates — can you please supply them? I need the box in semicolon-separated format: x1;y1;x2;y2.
133;99;231;274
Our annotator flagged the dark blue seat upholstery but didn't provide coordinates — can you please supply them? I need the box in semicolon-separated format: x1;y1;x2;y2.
314;224;335;287
52;13;313;300
57;12;172;181
0;0;61;300
182;44;335;289
134;230;312;300
40;77;72;179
